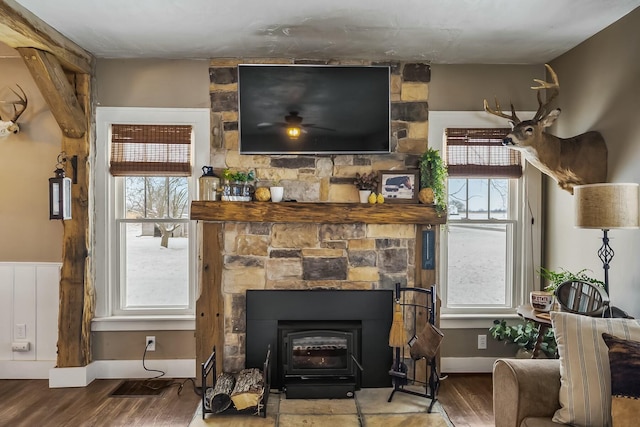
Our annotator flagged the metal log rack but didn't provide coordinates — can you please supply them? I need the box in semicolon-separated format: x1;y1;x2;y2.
201;345;271;419
387;282;440;412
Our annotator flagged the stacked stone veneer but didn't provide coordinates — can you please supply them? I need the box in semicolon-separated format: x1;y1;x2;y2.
222;221;416;371
208;58;430;371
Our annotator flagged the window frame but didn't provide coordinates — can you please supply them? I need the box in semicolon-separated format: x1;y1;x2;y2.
443;177;519;312
428;111;542;327
94;107;209;327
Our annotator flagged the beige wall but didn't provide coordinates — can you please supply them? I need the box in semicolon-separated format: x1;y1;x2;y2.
92;330;195;360
95;58;210;108
92;58;211;360
546;7;640;317
429;64;542;111
0;43;63;262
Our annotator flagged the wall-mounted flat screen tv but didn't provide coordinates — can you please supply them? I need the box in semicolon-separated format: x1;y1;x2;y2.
238;64;391;154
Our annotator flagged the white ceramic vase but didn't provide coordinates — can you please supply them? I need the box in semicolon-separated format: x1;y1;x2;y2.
270;186;284;202
359;190;371;203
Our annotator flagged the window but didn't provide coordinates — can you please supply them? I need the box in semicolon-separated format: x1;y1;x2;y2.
94;108;209;324
446;177;517;308
429;112;542;321
444;127;521;311
116;177;190;309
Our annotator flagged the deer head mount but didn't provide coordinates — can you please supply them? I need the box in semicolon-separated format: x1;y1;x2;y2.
484;64;607;194
0;85;28;138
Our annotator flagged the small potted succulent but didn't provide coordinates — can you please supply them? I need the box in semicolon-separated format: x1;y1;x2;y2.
354;172;379;203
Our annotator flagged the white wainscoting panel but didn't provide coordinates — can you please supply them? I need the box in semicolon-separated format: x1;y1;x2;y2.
0;263;60;378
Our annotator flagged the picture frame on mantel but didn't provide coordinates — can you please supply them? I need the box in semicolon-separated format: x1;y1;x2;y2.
378;170;419;203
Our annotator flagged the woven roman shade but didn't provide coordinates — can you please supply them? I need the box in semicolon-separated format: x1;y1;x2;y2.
445;128;522;178
109;124;192;176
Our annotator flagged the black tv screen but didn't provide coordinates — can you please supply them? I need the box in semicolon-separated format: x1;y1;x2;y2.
238;64;391;154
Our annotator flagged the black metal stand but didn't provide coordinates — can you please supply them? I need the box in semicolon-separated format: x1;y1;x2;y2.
387;283;440;413
597;228;614;295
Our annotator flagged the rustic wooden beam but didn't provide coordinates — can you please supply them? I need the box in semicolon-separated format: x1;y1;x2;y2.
191;201;447;225
56;72;92;368
196;222;224;383
0;0;93;73
17;47;87;139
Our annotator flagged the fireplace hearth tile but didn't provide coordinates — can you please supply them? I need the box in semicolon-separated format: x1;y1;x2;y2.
357;387;433;414
189;414;276;426
279;397;357;415
278;414;360;427
363;413;449;427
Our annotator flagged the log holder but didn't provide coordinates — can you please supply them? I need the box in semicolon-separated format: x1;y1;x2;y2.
201;345;271;419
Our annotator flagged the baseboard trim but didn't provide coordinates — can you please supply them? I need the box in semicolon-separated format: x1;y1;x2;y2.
440;357;498;373
0;361;56;379
48;359;196;388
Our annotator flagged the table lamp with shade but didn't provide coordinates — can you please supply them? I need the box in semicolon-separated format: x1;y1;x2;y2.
574;183;639;295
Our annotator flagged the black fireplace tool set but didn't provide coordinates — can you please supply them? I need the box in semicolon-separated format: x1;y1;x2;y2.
388;282;443;413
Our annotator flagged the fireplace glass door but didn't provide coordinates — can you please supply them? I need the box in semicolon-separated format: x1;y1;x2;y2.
290;332;349;371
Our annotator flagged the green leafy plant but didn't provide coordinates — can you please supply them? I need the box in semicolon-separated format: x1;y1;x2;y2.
537;267;604;293
419;148;447;213
223;169;255;183
489;319;557;358
354;172;378;191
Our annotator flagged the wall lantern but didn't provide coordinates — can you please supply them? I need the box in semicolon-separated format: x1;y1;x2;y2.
49;152;76;220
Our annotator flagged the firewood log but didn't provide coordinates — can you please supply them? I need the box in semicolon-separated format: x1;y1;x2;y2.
205;372;236;413
230;368;264;410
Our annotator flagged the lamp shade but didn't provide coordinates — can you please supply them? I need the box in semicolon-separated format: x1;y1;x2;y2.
574;183;639;229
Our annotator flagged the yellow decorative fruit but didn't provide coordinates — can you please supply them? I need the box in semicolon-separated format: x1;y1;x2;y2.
418;188;435;204
376;193;384;204
368;192;377;204
254;187;271;202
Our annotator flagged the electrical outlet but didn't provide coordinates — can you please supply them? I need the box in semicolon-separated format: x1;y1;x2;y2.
478;334;487;350
146;336;156;351
12;342;30;352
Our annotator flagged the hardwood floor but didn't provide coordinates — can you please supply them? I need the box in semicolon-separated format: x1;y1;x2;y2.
0;374;493;426
0;378;201;427
438;373;494;426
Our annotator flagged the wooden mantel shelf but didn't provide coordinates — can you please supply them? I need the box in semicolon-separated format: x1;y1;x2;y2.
191;201;447;225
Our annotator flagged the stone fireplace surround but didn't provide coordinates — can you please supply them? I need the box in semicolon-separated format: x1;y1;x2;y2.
191;202;445;379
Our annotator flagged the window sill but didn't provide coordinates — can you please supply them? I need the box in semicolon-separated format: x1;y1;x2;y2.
92;315;195;331
440;312;520;329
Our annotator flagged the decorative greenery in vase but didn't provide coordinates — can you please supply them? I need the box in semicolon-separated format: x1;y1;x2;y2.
419;148;447;213
354;172;378;192
537;267;604;294
489;319;557;358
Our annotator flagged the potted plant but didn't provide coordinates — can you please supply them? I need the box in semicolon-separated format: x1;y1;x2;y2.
418;148;447;213
354;172;379;203
489;319;557;358
538;267;604;294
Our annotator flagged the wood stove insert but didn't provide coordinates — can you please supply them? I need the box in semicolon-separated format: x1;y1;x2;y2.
278;320;362;399
246;289;393;398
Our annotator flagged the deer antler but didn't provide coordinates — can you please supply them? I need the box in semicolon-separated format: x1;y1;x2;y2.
531;64;559;121
0;85;28;122
483;97;520;124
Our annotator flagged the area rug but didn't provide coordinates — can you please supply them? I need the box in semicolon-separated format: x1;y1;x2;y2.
188;387;454;427
109;379;173;397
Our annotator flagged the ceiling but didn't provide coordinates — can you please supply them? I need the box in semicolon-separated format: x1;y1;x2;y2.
8;0;639;64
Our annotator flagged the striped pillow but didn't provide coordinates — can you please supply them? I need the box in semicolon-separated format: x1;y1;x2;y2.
550;311;640;427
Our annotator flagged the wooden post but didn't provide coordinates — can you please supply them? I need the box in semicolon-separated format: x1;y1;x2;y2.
56;72;91;367
196;222;224;383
